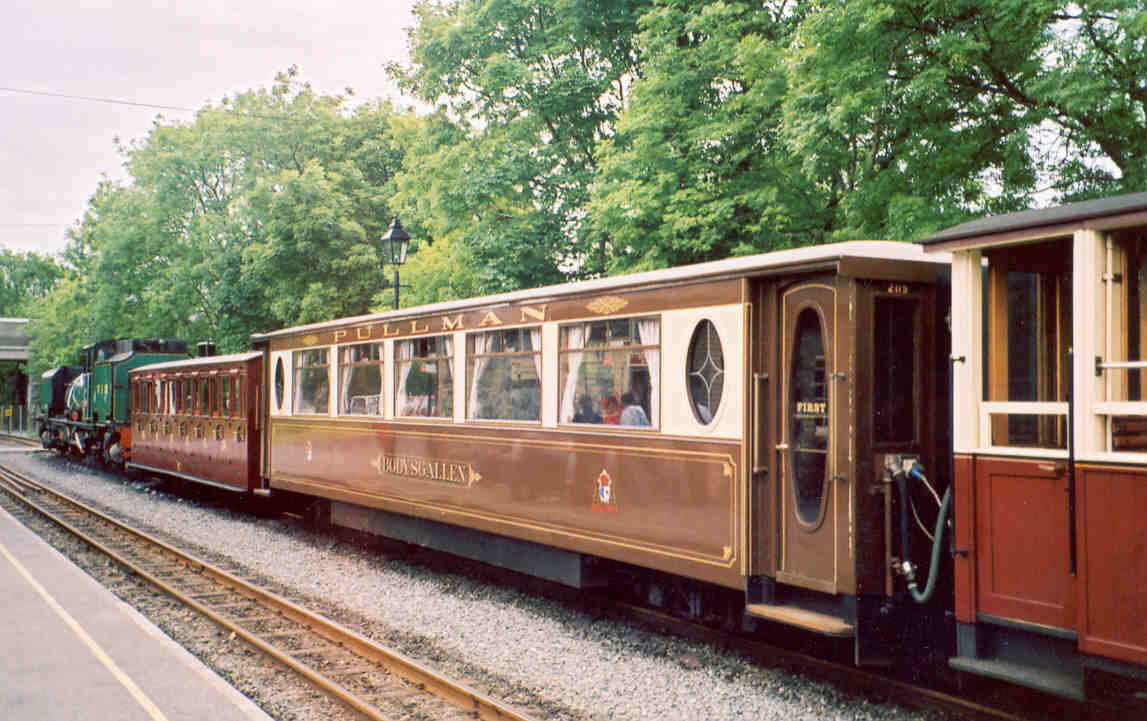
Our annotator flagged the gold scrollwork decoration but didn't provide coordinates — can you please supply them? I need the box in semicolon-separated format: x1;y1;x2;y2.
586;295;629;315
302;334;320;346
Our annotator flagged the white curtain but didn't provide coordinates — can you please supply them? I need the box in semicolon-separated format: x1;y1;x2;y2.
395;341;413;416
441;336;454;416
638;319;660;427
560;325;586;423
339;350;353;414
467;333;491;419
530;327;542;379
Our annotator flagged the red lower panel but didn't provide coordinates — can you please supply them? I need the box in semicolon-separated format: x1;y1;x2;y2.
953;455;976;623
974;457;1075;630
1077;465;1147;666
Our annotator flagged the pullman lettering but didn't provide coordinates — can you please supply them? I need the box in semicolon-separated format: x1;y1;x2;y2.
329;305;548;345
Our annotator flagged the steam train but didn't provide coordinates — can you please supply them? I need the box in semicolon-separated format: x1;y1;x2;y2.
35;193;1147;709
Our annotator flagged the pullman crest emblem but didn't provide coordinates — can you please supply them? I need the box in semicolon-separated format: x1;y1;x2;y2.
592;469;619;514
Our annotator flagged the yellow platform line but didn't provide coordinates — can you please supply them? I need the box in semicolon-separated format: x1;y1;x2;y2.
0;539;171;721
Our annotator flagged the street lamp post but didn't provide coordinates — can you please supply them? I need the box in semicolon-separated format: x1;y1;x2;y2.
381;216;410;310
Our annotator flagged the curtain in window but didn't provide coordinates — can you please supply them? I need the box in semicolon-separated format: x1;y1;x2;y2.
638;319;660;425
468;332;491;419
530;328;542;379
395;341;413;416
339;354;354;414
560;325;587;422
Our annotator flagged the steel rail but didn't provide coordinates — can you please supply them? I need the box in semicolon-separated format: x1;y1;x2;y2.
0;463;538;721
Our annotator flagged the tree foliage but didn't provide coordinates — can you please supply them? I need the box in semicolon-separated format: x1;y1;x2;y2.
28;69;407;375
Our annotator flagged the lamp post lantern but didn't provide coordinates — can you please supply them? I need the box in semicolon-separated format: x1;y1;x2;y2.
381;216;411;310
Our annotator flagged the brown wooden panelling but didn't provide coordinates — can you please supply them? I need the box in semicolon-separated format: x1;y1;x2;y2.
1076;464;1147;666
973;456;1075;630
750;279;778;577
131;357;263;491
267;279;742;352
952;455;977;623
268;419;745;588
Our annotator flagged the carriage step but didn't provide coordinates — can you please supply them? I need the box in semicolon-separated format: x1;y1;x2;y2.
744;603;855;637
950;656;1084;700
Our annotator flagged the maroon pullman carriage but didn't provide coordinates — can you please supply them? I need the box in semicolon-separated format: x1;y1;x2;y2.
252;241;951;664
129;352;263;492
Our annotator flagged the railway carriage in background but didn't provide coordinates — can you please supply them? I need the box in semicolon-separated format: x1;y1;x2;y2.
128;349;264;492
251;240;951;666
919;193;1147;701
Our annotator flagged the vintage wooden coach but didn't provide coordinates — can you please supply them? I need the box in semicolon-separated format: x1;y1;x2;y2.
920;192;1147;699
250;240;950;661
128;350;264;492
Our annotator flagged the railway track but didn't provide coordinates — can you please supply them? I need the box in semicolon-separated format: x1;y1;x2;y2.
0;461;539;721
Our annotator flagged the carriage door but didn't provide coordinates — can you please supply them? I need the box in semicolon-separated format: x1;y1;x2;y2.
778;283;840;593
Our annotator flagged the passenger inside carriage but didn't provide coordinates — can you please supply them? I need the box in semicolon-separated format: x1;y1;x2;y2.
619;392;650;426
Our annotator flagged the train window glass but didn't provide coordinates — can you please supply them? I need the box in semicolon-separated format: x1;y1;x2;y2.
236;380;244;416
1105;234;1147;451
466;328;541;422
292;349;330;414
559;317;658;428
274;357;285;411
222;377;232;417
199;379;211;415
396;336;453;418
183;380;193;414
686;320;724;424
790;307;829;525
985;240;1071;449
784;302;830;522
873;297;918;444
338;342;384;416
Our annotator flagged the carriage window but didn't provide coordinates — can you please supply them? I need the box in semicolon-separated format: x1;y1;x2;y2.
873;297;919;444
559;317;658;428
339;342;384;416
467;328;541;422
687;320;724;424
293;349;330;415
985;239;1071;449
396;336;453;418
1105;234;1147;451
274;357;285;411
222;376;232;417
790;307;829;525
182;380;193;413
199;378;211;415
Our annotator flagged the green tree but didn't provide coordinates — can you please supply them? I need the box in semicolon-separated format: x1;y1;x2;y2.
392;0;651;285
591;1;813;271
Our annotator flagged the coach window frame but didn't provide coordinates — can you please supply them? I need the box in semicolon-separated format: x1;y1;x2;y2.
466;327;542;423
558;315;660;429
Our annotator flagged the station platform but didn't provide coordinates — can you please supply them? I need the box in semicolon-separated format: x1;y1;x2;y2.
0;503;273;721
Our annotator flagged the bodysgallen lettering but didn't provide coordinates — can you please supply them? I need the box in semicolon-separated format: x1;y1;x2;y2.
374;454;472;485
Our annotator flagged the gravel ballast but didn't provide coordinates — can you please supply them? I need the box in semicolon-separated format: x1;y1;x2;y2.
4;449;954;721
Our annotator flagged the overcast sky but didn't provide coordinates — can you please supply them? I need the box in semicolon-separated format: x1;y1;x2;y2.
2;0;418;257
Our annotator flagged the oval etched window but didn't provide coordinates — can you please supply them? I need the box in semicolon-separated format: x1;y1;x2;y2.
274;357;285;411
687;320;724;424
789;307;829;526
